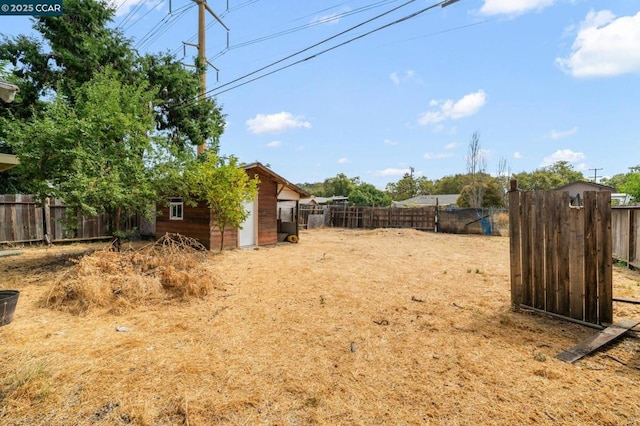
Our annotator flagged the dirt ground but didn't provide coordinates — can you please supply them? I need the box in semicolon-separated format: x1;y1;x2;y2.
2;228;640;425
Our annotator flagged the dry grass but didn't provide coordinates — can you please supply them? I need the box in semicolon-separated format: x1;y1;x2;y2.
1;228;640;425
44;234;220;315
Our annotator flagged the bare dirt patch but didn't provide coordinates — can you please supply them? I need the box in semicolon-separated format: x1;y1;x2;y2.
2;228;640;425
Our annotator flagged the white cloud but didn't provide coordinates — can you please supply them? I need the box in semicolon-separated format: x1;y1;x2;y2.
479;0;555;17
370;168;411;177
311;7;350;25
390;70;421;86
424;152;454;160
295;146;304;151
337;157;350;164
266;141;282;148
418;90;487;126
548;126;578;139
540;149;586;166
556;10;640;77
444;142;457;150
384;139;399;146
513;152;523;159
246;112;311;134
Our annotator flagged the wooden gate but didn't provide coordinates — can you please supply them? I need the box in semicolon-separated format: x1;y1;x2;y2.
509;184;612;325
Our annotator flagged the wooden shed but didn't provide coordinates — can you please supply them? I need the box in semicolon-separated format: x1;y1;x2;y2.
156;162;308;250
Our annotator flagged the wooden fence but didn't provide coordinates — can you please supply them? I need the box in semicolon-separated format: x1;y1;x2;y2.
0;194;143;244
611;206;640;269
299;204;508;235
509;187;612;325
324;205;437;231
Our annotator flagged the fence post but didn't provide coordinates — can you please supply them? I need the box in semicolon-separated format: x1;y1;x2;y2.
43;197;51;244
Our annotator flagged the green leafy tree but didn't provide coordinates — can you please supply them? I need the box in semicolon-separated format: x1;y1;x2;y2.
513;161;584;190
1;68;158;234
385;172;433;201
182;153;259;250
433;173;471;194
296;181;326;197
0;0;223;151
323;173;359;197
621;166;640;202
600;173;628;192
349;183;391;207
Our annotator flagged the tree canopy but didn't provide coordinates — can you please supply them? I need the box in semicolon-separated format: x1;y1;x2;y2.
349;183;391;207
2;68;158;233
512;161;584;191
0;0;224;151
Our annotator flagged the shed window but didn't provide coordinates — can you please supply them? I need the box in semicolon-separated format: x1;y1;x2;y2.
169;198;184;220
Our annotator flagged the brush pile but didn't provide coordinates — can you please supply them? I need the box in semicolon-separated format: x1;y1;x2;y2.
45;233;220;314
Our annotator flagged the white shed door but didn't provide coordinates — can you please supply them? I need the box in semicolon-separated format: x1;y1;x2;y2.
239;198;257;247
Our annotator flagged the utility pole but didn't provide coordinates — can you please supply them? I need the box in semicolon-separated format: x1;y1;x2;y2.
185;0;229;154
589;168;603;183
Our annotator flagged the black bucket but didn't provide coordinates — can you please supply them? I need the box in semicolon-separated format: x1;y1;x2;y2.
0;290;19;326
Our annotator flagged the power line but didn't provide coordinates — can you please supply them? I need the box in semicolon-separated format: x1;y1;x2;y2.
217;0;400;52
135;4;194;51
207;3;484;99
209;1;450;98
116;0;148;30
187;0;424;103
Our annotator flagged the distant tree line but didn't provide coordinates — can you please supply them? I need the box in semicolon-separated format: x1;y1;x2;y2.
298;132;640;207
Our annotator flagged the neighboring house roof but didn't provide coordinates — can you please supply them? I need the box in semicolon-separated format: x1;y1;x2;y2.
242;162;310;200
0;153;19;173
392;194;459;208
299;198;319;206
0;78;19;103
300;195;348;205
556;181;614;192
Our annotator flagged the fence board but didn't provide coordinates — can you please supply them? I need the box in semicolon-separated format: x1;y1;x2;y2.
533;193;545;310
597;193;613;325
569;207;585;320
544;192;557;313
557;192;571;317
521;192;533;307
583;192;598;324
508;187;522;308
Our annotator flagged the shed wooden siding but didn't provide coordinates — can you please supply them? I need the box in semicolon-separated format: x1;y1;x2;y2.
251;169;278;246
156;201;211;249
210;223;238;251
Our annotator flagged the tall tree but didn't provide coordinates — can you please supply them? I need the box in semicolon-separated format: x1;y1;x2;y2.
386;173;434;201
323;173;359;197
0;0;223;151
1;68;158;234
465;131;486;208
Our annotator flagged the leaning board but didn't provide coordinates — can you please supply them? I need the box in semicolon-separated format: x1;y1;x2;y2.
556;319;640;363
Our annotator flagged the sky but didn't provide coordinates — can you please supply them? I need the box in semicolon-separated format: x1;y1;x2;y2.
2;0;640;188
